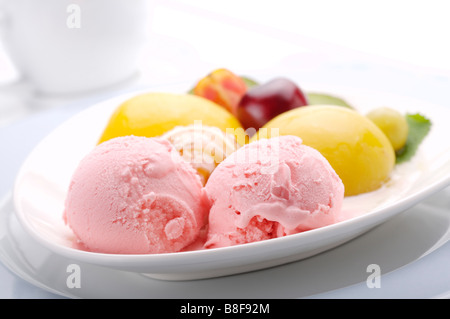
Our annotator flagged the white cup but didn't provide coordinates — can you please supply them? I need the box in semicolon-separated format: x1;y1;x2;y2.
0;0;150;95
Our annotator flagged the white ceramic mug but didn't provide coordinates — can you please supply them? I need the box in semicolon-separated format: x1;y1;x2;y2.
0;0;150;94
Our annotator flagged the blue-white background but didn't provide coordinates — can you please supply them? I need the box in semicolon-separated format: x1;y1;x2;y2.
1;0;449;298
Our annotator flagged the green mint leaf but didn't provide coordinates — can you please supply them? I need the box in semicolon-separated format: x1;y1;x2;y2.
241;76;259;89
395;113;432;164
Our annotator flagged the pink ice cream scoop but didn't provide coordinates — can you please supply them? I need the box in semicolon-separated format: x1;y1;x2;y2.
63;135;209;254
204;135;344;249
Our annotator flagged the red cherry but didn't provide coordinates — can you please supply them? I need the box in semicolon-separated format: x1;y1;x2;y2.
236;77;308;131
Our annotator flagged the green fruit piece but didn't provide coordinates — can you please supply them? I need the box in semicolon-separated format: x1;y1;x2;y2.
366;107;409;151
306;92;353;109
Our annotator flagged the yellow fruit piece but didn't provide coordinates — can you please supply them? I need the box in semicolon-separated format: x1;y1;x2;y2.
252;105;396;196
98;92;247;145
366;107;409;151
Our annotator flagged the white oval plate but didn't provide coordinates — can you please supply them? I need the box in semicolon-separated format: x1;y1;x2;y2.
12;85;450;280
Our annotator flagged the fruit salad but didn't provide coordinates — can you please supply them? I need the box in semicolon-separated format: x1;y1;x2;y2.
63;67;431;254
190;68;431;196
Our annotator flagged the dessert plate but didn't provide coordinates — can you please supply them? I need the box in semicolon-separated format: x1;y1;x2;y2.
12;84;450;280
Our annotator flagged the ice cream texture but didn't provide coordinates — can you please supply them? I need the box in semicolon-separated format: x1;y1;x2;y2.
63;135;209;254
204;135;345;249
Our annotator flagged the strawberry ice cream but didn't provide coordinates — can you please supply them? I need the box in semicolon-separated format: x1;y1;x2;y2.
204;135;344;249
63;135;209;254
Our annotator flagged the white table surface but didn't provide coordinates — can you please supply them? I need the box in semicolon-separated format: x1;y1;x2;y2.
1;0;450;299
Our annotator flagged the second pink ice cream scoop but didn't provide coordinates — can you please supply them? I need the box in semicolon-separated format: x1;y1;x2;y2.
204;135;345;249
